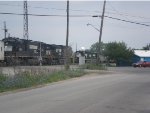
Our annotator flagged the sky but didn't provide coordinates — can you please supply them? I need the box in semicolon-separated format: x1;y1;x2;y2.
0;1;150;51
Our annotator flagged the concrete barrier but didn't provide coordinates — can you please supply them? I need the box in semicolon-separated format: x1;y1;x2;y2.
0;65;65;76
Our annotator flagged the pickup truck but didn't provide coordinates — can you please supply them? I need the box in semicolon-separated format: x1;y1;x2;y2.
132;61;150;67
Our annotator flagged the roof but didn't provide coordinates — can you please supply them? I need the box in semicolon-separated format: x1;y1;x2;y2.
134;50;150;57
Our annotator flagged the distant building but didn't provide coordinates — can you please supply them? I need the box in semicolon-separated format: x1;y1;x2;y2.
75;51;85;65
133;50;150;63
75;50;106;65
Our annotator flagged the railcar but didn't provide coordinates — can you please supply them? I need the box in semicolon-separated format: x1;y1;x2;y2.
0;37;66;66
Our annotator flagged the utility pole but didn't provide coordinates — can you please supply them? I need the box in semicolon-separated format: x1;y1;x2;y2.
65;0;70;70
3;21;8;38
23;0;29;51
98;0;106;64
39;42;42;66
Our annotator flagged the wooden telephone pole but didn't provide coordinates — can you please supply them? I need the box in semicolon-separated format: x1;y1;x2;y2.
97;0;106;64
65;0;70;70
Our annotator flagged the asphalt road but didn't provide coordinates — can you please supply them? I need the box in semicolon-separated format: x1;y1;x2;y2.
0;67;150;113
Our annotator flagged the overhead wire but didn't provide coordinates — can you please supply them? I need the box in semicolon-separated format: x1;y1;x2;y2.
106;1;150;26
0;2;150;20
0;3;98;13
0;2;150;27
0;11;150;27
0;12;94;17
107;1;130;21
105;16;150;27
92;15;150;27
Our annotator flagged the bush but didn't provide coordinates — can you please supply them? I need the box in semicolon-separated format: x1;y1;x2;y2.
0;74;8;82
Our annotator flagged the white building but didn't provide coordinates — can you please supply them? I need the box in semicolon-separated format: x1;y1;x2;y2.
133;50;150;63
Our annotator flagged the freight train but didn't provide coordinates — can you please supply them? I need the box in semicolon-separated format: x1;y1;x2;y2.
0;37;68;66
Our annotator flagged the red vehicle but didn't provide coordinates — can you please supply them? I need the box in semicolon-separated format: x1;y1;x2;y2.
132;61;150;67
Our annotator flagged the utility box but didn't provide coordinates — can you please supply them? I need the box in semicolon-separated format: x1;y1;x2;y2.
0;41;4;61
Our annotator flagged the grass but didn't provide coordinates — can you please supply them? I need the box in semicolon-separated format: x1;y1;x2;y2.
0;69;85;93
80;63;107;70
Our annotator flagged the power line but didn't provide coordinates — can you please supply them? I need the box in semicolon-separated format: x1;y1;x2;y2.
1;3;150;20
107;11;150;20
0;12;93;17
103;1;150;20
0;3;97;13
0;12;150;27
107;1;131;21
0;3;22;7
93;15;150;27
1;2;150;21
105;16;150;27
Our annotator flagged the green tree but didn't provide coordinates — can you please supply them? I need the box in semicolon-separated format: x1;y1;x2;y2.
90;42;105;54
103;42;134;66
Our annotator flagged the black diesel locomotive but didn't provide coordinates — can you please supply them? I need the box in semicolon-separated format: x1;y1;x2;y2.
1;37;66;66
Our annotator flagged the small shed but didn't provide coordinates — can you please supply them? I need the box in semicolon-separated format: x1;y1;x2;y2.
133;50;150;63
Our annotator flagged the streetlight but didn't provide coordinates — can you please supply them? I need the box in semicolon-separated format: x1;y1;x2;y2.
87;23;101;63
87;23;100;32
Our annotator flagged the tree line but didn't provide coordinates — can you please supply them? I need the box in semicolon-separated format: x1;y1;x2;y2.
88;41;149;66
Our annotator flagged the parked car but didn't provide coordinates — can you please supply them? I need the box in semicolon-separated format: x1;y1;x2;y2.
132;61;150;67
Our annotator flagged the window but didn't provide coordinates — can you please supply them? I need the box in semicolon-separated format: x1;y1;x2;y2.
89;54;91;58
19;48;22;51
5;46;12;51
56;49;61;53
93;54;96;57
46;50;51;55
29;45;38;50
34;50;38;53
